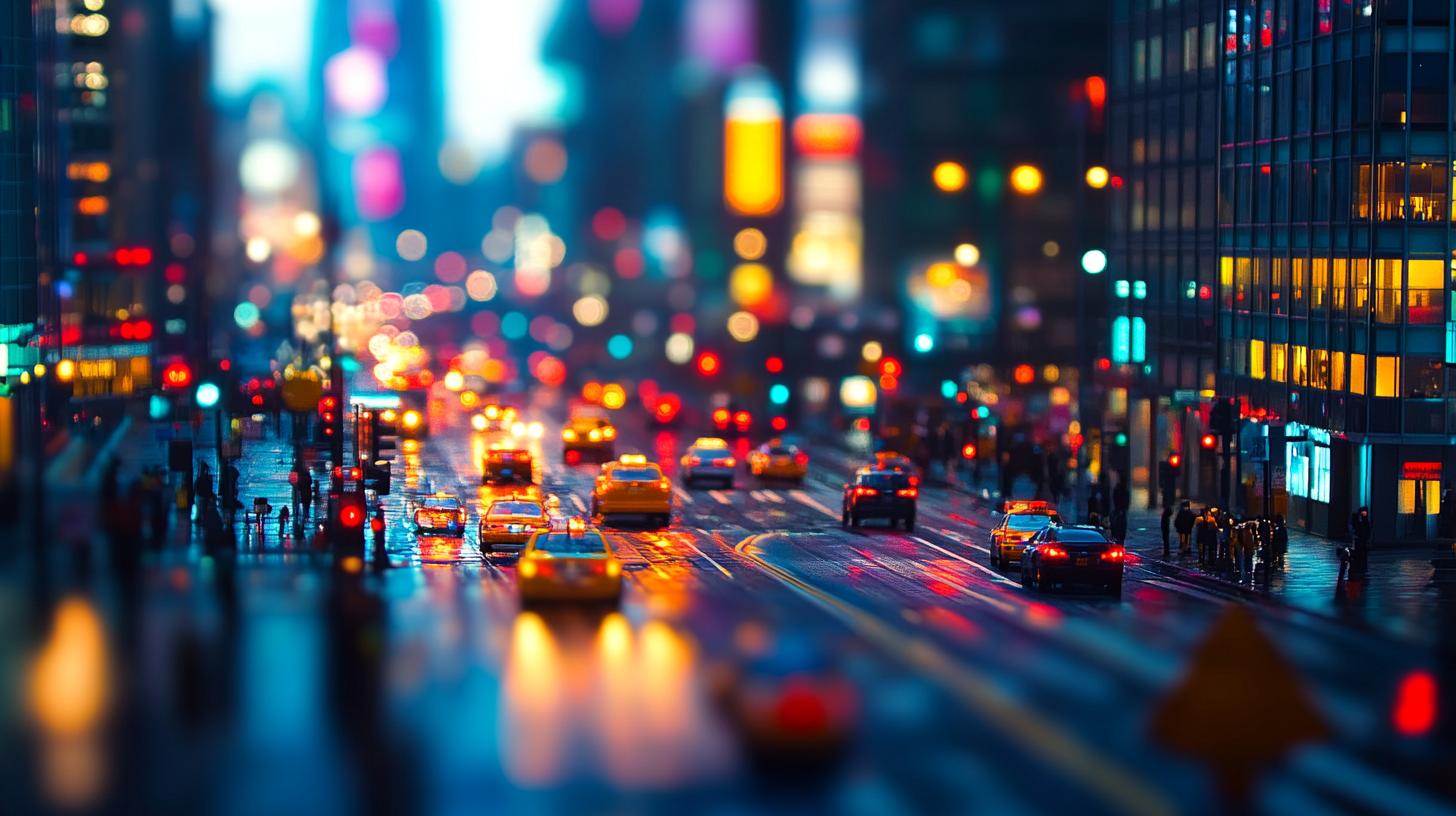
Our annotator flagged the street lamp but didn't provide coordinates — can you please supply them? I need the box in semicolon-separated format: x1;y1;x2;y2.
954;243;981;267
1009;164;1043;195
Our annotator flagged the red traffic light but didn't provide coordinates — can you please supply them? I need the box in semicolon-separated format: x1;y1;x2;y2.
696;351;721;377
654;394;681;423
770;416;788;432
765;356;784;374
161;361;193;390
340;504;365;528
1168;453;1182;468
319;395;338;413
961;443;978;459
880;357;902;377
1200;433;1217;449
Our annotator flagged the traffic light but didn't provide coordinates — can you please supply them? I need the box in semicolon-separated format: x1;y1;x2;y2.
372;408;399;460
879;357;902;378
333;490;366;555
961;443;978;459
318;395;339;440
765;356;784;374
1200;433;1218;450
696;351;721;377
161;360;193;390
1168;452;1182;469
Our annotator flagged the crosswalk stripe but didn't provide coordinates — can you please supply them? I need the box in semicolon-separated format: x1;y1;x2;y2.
762;491;786;504
708;490;733;505
672;486;695;504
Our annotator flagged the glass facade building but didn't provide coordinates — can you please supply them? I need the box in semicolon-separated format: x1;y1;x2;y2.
1107;0;1225;504
1219;0;1454;541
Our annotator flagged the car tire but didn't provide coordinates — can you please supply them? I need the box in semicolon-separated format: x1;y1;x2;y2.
850;514;861;528
841;510;850;528
1020;561;1032;588
904;514;916;532
990;547;1000;568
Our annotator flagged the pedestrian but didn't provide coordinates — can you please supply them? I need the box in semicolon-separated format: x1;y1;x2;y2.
1110;508;1128;545
278;505;291;537
193;462;215;523
223;462;241;514
1349;506;1372;575
1174;500;1197;555
1271;514;1288;568
1086;482;1103;524
1217;512;1234;571
1196;509;1219;566
1112;476;1130;516
1087;510;1102;530
1160;505;1173;558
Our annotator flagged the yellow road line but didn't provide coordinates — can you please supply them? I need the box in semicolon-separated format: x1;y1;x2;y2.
734;533;1176;816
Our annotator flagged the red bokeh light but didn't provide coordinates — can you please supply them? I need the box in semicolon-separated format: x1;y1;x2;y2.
1393;671;1438;737
592;207;627;241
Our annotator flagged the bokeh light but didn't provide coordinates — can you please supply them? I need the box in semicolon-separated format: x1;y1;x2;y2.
726;311;760;342
1009;164;1043;195
396;229;428;261
931;161;967;193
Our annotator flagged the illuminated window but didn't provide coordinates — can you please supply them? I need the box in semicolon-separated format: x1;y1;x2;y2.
1289;257;1304;308
1400;480;1442;514
1111;317;1131;364
1332;350;1346;391
1350;258;1370;313
1376;162;1406;220
1234;256;1251;308
1408;162;1447;222
1311;348;1330;389
1270;343;1287;382
1331;258;1348;313
1291;345;1309;386
1374;355;1400;397
1374;259;1402;323
1355;163;1371;219
1183;27;1198;72
1311;445;1331;503
1249;339;1266;379
1350;352;1367;395
1288;442;1311;499
1310;258;1328;311
1407;259;1444;324
1133;39;1146;84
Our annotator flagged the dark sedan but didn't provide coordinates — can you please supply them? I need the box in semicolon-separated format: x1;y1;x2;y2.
841;469;918;531
1019;525;1125;598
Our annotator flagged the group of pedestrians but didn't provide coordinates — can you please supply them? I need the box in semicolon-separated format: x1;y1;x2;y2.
1156;500;1289;582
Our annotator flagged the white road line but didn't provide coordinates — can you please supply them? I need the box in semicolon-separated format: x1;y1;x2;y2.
672;486;695;505
937;527;990;553
681;536;733;578
912;536;1018;586
569;494;587;514
762;490;786;504
790;489;840;519
709;490;733;505
749;490;767;501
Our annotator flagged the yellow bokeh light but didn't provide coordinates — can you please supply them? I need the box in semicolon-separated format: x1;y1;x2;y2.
443;370;465;391
56;359;76;382
572;295;608;327
727;311;760;343
932;161;968;193
1009;164;1043;195
1085;165;1109;189
729;263;773;308
733;228;767;261
28;597;109;736
926;262;959;288
601;383;627;410
861;340;883;363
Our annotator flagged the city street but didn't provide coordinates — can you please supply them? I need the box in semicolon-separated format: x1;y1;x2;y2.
14;394;1443;815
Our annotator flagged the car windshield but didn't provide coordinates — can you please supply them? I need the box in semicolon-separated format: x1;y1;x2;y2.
767;447;795;456
857;473;911;489
1055;529;1108;543
489;449;527;458
696;449;734;460
422;498;458;510
531;533;608;556
612;467;661;481
488;502;543;518
1008;514;1055;531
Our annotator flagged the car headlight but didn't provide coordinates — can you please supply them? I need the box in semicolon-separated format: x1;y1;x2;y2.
602;427;617;440
588;429;602;442
563;429;578;442
471;414;487;432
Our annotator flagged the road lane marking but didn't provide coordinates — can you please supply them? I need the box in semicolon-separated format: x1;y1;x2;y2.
749;490;767;501
672;486;695;504
911;536;1018;586
790;490;840;519
936;526;989;553
708;490;733;505
761;490;785;504
676;533;733;579
733;533;1176;816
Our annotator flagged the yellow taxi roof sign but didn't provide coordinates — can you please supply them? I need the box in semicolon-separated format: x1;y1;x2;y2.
1005;500;1056;514
692;437;729;449
618;453;648;465
1148;606;1329;801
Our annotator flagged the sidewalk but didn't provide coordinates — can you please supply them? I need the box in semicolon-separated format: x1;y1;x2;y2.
1116;506;1449;643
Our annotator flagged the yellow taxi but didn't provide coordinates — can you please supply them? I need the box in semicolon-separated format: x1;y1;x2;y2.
517;519;623;604
748;439;809;482
591;454;672;527
482;445;534;486
989;500;1062;569
478;495;550;551
562;414;617;462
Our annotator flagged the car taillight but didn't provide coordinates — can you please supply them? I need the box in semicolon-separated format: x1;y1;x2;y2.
687;456;701;466
1101;546;1126;562
659;478;671;491
734;410;751;425
713;408;730;427
794;452;809;466
721;457;736;468
603;427;617;440
854;487;877;497
895;488;918;498
1040;546;1068;559
908;475;921;487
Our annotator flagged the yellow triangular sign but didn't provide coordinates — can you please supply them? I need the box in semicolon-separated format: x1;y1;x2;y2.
1149;605;1330;799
